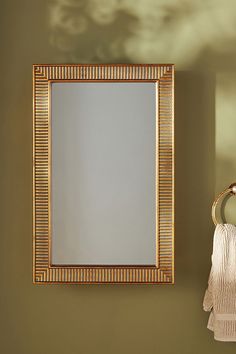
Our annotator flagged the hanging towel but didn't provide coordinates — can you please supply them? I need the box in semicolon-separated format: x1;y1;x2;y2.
203;224;236;341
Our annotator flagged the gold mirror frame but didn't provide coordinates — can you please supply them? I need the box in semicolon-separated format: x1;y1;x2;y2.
33;64;174;284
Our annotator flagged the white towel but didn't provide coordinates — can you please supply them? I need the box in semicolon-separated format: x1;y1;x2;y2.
203;224;236;341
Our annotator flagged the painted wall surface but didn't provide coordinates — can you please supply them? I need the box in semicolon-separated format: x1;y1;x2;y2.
1;0;236;353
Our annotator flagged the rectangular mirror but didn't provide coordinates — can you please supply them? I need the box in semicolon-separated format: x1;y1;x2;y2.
33;64;174;284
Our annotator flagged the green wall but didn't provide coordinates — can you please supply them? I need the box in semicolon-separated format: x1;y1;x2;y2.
1;0;236;353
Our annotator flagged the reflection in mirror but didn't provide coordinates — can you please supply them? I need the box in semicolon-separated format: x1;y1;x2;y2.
51;82;156;265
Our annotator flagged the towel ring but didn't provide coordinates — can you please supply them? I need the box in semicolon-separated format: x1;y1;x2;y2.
212;183;236;226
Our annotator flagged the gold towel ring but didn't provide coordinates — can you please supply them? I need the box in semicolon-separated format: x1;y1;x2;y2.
212;183;236;226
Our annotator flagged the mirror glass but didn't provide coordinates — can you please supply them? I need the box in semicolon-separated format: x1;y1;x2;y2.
51;82;156;265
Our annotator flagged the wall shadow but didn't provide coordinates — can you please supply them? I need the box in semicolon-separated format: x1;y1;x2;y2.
175;70;215;285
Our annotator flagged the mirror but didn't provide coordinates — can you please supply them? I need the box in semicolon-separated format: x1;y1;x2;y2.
33;64;174;284
51;82;156;265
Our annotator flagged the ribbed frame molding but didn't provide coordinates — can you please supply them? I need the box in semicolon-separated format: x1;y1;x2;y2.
33;64;174;284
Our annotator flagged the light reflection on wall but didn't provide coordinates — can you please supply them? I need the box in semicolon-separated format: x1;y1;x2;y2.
49;0;236;67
